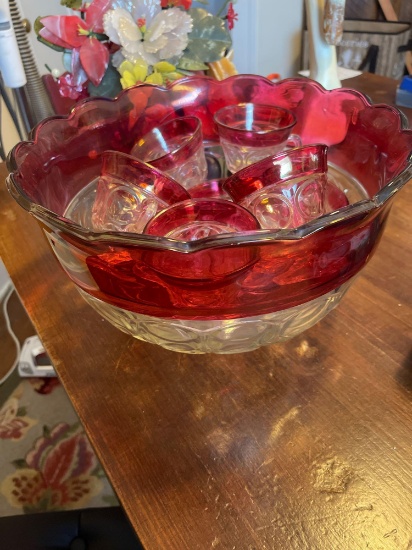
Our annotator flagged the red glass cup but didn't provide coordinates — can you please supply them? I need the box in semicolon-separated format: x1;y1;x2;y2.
91;150;190;234
223;144;349;229
144;198;259;240
130;116;208;189
214;103;300;173
143;198;260;280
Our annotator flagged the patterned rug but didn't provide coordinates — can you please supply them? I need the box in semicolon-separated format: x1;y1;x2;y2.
0;369;118;517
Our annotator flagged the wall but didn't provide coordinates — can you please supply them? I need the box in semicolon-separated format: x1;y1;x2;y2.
195;0;305;78
232;0;305;78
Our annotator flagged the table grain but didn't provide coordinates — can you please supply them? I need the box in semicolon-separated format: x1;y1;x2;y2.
1;74;412;550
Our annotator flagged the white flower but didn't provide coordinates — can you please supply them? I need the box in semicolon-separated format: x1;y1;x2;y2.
103;0;192;66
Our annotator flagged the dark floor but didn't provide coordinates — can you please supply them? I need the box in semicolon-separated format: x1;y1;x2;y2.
0;287;36;384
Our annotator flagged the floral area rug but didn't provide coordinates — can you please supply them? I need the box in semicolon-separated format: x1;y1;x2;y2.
0;370;118;517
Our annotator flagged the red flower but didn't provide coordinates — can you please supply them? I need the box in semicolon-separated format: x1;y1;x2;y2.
39;0;111;86
226;2;238;31
160;0;192;8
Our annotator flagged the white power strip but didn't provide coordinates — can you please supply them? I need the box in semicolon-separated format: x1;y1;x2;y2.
18;335;56;378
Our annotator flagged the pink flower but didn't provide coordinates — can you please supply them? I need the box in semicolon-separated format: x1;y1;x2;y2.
226;2;238;31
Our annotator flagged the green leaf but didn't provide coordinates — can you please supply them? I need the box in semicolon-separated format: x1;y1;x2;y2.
183;8;232;64
60;0;83;8
34;16;46;37
42;425;51;438
12;459;28;469
177;56;208;71
16;406;27;417
36;35;66;54
90;32;109;42
91;465;106;478
88;62;122;98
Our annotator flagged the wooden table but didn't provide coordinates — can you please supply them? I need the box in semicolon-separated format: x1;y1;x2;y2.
1;74;412;549
344;72;412;125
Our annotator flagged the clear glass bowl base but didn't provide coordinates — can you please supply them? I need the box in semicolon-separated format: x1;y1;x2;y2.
79;282;351;354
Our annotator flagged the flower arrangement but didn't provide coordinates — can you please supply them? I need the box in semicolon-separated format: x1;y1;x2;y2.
35;0;238;100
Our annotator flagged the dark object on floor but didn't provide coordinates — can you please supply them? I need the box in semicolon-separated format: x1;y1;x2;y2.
0;506;144;549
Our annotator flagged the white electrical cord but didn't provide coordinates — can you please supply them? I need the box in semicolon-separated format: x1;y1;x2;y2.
0;282;21;385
